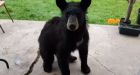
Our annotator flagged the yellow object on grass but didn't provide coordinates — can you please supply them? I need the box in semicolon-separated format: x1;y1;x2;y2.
107;18;120;25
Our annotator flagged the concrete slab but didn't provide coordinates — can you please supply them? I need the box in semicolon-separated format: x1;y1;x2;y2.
0;19;140;75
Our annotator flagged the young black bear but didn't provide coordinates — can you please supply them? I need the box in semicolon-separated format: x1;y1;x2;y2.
38;0;91;75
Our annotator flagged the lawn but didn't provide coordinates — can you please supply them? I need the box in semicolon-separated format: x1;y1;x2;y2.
0;0;140;24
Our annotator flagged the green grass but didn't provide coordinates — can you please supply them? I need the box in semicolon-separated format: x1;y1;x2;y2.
0;0;140;24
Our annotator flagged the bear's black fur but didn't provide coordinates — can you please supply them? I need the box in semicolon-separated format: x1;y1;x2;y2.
38;0;91;75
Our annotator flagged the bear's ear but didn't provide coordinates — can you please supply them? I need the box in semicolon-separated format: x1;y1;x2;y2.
80;0;91;11
56;0;67;11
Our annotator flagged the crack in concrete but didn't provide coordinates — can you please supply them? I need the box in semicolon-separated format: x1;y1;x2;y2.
94;57;116;75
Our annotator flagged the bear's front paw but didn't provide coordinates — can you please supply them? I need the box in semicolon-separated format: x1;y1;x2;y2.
81;65;90;74
43;63;52;73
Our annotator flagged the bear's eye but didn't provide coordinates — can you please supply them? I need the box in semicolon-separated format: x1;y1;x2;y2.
76;13;82;18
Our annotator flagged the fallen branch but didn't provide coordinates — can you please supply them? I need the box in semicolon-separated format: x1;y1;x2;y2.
24;50;40;75
0;59;9;69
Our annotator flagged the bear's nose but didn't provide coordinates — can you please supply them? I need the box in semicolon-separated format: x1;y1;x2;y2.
69;24;76;31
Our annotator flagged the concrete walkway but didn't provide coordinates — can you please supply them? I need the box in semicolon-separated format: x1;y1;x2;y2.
0;20;140;75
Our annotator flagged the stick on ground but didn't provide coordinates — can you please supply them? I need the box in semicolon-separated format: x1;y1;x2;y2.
24;50;40;75
0;59;9;69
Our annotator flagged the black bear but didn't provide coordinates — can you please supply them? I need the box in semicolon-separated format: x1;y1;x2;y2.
38;0;91;75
